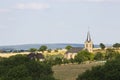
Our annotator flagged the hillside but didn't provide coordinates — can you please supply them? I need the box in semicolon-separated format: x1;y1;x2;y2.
0;43;101;50
0;43;84;50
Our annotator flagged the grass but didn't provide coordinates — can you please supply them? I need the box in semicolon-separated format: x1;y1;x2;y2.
52;62;104;80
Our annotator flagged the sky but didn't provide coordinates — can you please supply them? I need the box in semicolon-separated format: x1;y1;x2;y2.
0;0;120;46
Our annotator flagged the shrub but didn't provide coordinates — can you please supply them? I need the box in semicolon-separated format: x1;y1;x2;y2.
75;50;93;64
94;52;105;61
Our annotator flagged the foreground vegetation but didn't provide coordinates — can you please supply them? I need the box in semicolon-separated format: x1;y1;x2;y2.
0;55;55;80
76;55;120;80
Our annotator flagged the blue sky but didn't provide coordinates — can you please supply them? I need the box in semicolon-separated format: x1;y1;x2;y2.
0;0;120;45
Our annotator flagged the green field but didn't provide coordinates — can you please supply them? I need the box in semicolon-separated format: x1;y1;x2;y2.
52;62;104;80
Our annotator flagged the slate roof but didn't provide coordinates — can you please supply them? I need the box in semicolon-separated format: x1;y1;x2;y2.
66;47;83;54
36;53;44;59
27;52;44;59
27;52;36;58
86;31;92;42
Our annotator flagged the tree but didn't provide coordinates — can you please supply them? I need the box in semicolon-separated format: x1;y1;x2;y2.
39;45;47;52
29;48;37;52
54;57;62;65
94;52;105;61
47;49;52;53
99;43;105;50
54;49;58;52
0;55;56;80
70;58;75;64
74;50;93;64
76;54;120;80
63;58;70;64
113;43;120;49
65;45;72;50
105;48;119;60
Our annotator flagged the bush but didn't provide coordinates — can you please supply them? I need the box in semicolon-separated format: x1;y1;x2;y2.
94;52;105;61
54;57;62;65
63;58;70;64
74;50;93;64
105;49;119;60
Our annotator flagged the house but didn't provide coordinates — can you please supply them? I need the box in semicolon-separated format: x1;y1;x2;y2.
27;52;36;60
36;53;45;61
27;52;45;61
64;47;83;59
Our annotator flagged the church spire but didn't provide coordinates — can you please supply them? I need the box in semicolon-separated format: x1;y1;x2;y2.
86;31;91;42
84;31;93;52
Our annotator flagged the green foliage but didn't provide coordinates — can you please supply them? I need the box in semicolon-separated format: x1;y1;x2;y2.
54;57;62;65
70;58;75;64
113;43;120;49
45;54;64;66
105;48;119;60
94;52;105;61
0;55;56;80
63;58;70;64
65;45;72;50
74;50;93;64
39;45;47;52
29;48;37;52
99;43;105;50
48;49;52;53
76;54;120;80
45;54;63;61
54;49;58;52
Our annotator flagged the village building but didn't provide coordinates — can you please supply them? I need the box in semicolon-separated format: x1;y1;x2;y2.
27;52;45;61
64;47;83;59
64;31;93;59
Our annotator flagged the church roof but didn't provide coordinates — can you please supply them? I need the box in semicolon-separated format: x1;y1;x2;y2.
66;47;83;54
27;52;44;59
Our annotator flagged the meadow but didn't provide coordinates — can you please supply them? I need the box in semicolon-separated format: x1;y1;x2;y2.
53;62;104;80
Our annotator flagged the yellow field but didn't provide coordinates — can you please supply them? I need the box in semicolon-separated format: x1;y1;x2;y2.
0;52;29;58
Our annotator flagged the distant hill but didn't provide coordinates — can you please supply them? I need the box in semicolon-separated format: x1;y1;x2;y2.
0;43;100;50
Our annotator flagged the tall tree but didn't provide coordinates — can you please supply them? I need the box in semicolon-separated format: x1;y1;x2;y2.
39;45;47;52
99;43;105;50
65;45;72;50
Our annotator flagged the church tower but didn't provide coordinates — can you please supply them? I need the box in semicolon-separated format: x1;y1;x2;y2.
84;31;93;52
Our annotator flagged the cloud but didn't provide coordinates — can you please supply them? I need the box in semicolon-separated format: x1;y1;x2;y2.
51;0;120;2
15;3;50;10
0;9;10;13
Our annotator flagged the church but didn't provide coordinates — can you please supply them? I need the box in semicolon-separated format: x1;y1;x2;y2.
64;31;93;59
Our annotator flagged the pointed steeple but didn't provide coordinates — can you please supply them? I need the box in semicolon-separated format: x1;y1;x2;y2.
86;31;91;42
84;30;93;52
